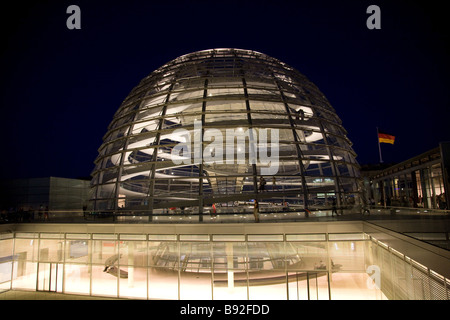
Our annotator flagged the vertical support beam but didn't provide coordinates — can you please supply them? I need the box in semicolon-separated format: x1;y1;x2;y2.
210;240;214;300
36;233;41;291
115;241;119;298
198;78;209;222
128;242;134;288
402;173;410;204
148;83;175;220
327;271;332;300
411;171;419;208
429;165;437;208
283;240;289;300
146;238;149;300
306;272;310;300
420;168;429;209
89;234;93;296
113;119;134;213
177;239;181;300
439;142;450;209
318;120;344;213
274;79;309;214
226;242;234;291
242;77;260;222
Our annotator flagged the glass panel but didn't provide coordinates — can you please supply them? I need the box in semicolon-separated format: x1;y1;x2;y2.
14;238;38;262
212;241;247;300
212;242;247;271
179;242;211;272
119;241;147;267
328;241;365;271
125;148;154;164
306;271;329;300
328;233;366;241
92;240;117;265
247;235;283;242
95;183;116;198
148;241;178;268
180;271;212;300
120;234;147;241
12;261;37;290
329;272;385;300
148;266;178;300
0;263;12;287
247;242;286;272
287;271;309;300
212;270;247;300
93;234;118;240
249;101;285;112
148;235;177;241
0;239;13;286
251;112;289;121
142;93;167;108
119;267;147;299
0;265;11;291
135;105;163;121
66;233;90;240
91;265;118;297
171;89;204;101
208;87;244;97
247;88;279;97
248;270;287;300
37;263;63;292
205;112;247;123
64;263;91;295
165;102;202;117
286;234;326;241
104;125;130;143
208;78;243;88
38;239;64;263
212;235;246;242
179;235;210;242
207;100;246;112
286;242;327;271
39;233;64;239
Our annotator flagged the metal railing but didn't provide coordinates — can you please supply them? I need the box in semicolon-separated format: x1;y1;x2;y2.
1;205;448;225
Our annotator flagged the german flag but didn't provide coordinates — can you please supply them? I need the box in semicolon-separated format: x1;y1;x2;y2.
378;130;395;144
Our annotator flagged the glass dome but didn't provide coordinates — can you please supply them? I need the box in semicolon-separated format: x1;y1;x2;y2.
90;48;362;220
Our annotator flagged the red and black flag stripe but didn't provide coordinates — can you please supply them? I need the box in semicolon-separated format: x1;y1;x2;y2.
378;130;395;144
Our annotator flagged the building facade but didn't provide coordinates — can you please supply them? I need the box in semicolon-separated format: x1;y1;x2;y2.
0;177;90;215
1;222;449;300
363;142;450;210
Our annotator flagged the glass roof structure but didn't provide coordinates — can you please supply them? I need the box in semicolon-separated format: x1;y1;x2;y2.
90;48;362;220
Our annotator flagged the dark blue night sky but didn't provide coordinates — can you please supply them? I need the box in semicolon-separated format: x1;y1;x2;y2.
1;0;449;179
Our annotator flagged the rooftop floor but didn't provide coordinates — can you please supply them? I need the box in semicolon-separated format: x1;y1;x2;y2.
0;289;121;300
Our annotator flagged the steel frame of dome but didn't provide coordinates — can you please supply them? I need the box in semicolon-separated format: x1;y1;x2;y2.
90;48;362;221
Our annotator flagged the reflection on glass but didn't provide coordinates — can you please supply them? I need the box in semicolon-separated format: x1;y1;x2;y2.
12;261;37;290
91;265;117;297
119;267;147;299
148;266;178;300
5;234;431;300
64;264;90;295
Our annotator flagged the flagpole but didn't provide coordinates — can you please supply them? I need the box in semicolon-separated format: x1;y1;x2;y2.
377;127;383;163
